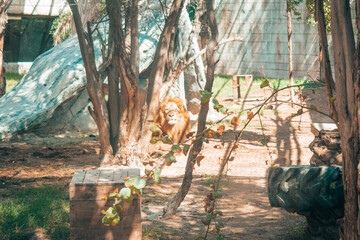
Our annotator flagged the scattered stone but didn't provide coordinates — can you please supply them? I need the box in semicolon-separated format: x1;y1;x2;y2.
309;129;342;166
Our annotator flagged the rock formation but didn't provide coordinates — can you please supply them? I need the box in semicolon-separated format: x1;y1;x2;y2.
0;5;205;139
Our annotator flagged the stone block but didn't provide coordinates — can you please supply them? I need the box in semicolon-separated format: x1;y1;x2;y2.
70;169;141;240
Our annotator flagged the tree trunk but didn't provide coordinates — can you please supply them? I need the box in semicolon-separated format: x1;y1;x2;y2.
0;0;11;98
163;0;218;217
105;0;144;167
315;0;337;122
0;27;5;98
139;0;185;146
355;1;360;237
286;1;295;105
330;0;358;239
68;0;114;165
71;0;101;35
70;0;188;167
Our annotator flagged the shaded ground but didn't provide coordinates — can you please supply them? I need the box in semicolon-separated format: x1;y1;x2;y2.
0;87;332;239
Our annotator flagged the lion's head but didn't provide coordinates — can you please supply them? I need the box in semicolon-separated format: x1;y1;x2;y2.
154;96;190;144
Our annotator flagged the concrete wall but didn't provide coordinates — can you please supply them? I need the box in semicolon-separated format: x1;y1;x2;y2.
8;0;68;17
5;0;69;66
215;0;321;79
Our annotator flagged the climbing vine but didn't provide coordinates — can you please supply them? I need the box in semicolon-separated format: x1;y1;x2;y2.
101;74;329;239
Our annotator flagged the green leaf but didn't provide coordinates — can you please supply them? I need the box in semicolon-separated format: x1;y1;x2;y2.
207;214;216;219
154;168;162;184
200;90;213;105
109;191;118;198
201;216;211;226
119;187;131;199
114;198;122;205
102;216;112;224
212;98;220;107
213;191;223;198
104;207;117;219
260;79;270;88
216;211;223;216
165;154;176;164
261;138;268;145
125;178;135;188
171;145;182;153
161;136;173;144
216;221;225;228
123;194;133;203
150;124;157;133
134;178;146;189
219;107;228;114
310;105;317;111
150;138;158;144
215;236;226;240
111;214;120;226
183;144;190;155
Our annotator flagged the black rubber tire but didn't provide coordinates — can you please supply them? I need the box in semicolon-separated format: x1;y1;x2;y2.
267;166;343;211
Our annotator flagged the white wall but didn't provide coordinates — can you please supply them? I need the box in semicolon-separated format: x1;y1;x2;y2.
8;0;68;17
215;0;322;79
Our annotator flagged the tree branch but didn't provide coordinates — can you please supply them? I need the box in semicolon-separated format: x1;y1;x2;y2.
160;37;242;100
163;0;219;217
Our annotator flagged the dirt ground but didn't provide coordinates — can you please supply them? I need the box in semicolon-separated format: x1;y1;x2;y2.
0;87;332;239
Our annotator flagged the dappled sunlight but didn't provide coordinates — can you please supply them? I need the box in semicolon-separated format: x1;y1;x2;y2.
0;141;100;188
0;29;105;139
142;176;306;239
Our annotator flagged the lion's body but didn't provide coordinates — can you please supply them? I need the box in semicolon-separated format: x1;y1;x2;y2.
154;96;190;144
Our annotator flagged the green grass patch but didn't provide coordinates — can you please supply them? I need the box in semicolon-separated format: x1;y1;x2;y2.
212;75;322;98
0;184;69;240
5;72;23;93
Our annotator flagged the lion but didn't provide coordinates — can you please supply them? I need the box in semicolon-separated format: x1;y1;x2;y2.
154;96;191;144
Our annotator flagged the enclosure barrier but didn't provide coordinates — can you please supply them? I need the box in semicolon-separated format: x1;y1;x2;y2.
232;75;253;100
70;169;141;240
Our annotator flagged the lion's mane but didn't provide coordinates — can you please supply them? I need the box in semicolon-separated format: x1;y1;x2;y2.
154;96;190;144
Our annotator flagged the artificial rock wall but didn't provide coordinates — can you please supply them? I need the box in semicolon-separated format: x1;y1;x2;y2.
0;3;206;139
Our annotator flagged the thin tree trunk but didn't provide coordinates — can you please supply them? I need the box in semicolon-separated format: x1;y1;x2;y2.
140;0;185;145
106;0;122;156
315;0;337;122
0;0;11;98
106;0;142;166
286;1;295;105
68;0;114;165
0;28;5;98
71;0;101;35
330;0;358;239
354;1;360;238
163;0;218;217
128;0;141;139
